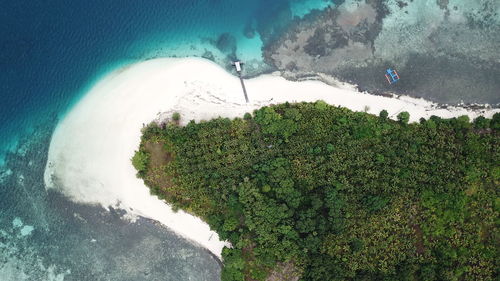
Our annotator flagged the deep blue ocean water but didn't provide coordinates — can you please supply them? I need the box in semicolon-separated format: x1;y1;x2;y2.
0;0;334;279
0;0;333;161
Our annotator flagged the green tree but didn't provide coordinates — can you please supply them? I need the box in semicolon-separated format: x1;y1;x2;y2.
172;112;181;122
397;111;410;124
473;116;490;129
379;109;389;119
454;115;471;129
221;248;246;281
136;102;498;281
490;112;500;129
243;112;252;120
131;150;149;177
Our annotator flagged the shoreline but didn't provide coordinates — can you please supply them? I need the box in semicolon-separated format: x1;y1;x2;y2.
43;57;499;258
263;0;500;106
275;70;500;109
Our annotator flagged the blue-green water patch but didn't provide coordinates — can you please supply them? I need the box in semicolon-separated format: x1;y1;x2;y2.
0;122;221;280
0;0;336;279
290;0;334;18
0;0;335;164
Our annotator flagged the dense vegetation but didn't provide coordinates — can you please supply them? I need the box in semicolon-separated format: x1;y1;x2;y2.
134;102;499;281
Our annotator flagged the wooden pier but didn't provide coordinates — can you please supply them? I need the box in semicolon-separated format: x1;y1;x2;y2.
232;61;249;103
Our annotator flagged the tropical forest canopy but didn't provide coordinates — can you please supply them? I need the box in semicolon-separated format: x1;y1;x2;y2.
134;102;499;281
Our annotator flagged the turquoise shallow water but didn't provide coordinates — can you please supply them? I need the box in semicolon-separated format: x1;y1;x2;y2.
0;0;335;162
0;0;334;279
2;0;498;279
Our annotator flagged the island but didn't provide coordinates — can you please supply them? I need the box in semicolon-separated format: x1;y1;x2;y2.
134;102;499;281
43;58;499;280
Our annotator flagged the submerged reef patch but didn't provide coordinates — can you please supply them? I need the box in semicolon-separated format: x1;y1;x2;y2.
264;0;500;105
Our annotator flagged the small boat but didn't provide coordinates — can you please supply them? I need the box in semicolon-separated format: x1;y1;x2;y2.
385;68;400;84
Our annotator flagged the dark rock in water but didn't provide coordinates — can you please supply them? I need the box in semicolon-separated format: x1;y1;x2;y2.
244;26;255;39
243;19;256;39
437;0;449;10
201;50;215;62
303;26;348;57
396;1;408;9
255;1;293;43
263;0;384;73
215;33;237;55
263;0;500;105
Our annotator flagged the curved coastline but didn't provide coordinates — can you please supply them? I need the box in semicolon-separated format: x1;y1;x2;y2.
43;57;499;257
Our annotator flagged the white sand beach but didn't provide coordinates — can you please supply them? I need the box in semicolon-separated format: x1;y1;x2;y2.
44;57;498;257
